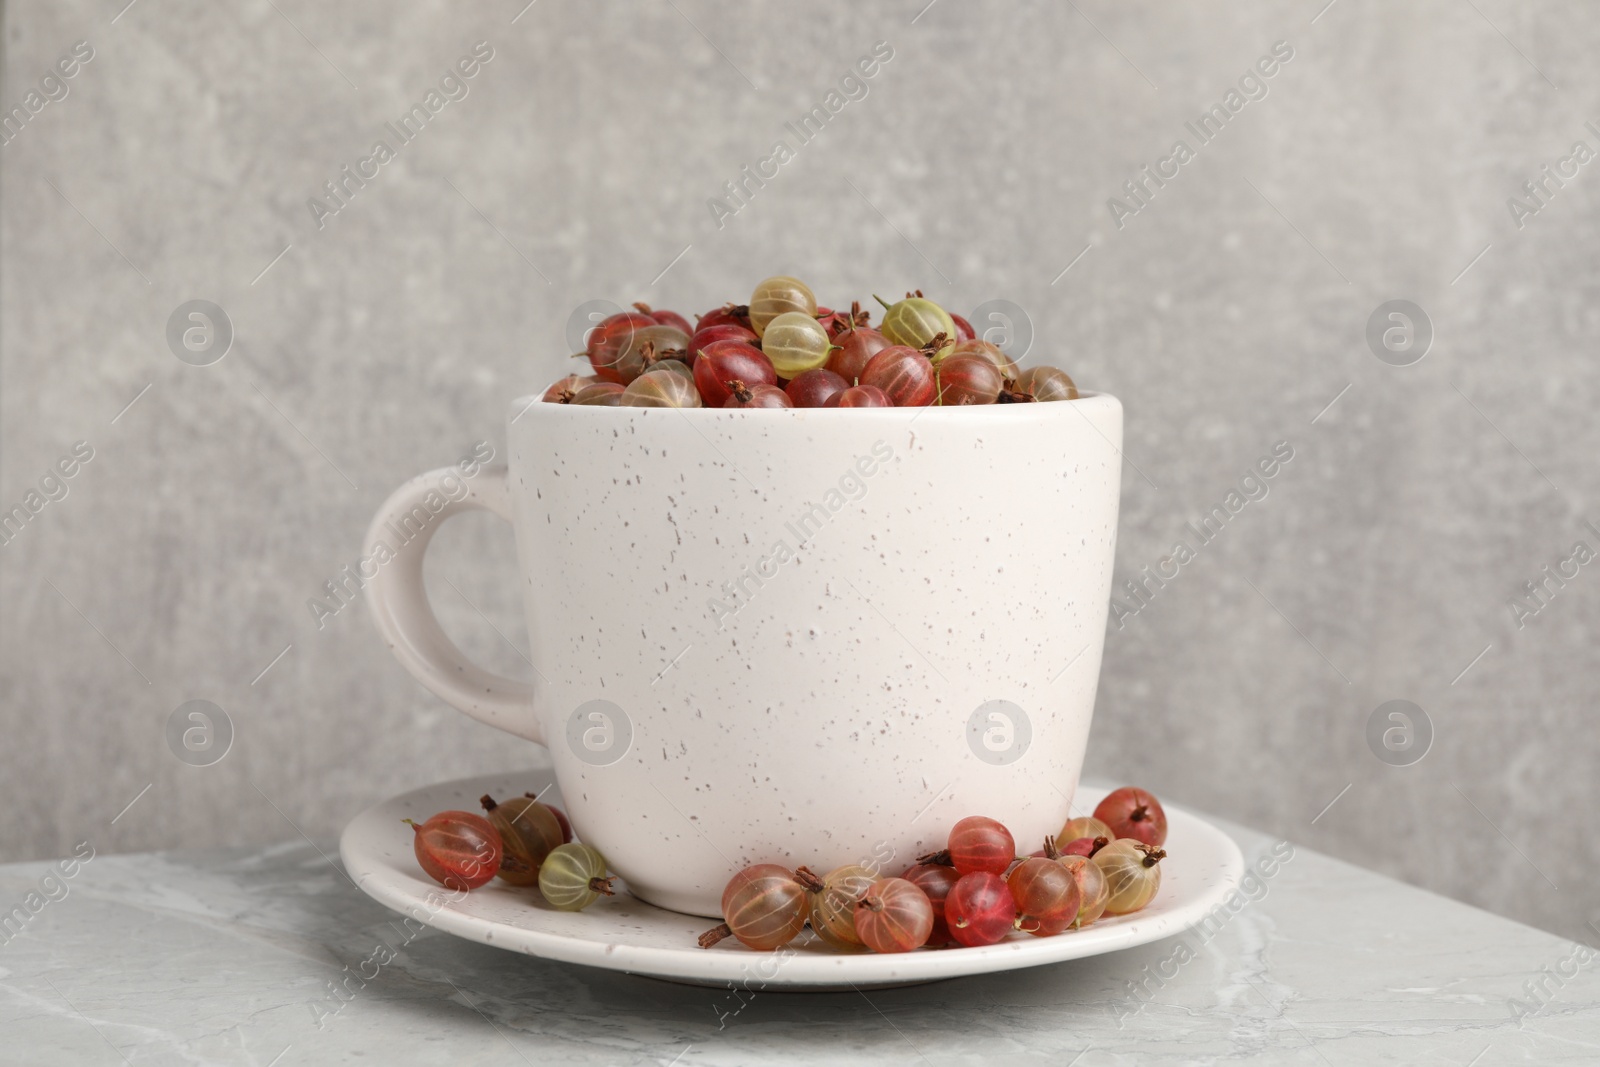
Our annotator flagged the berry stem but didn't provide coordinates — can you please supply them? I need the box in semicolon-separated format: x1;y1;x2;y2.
590;876;617;896
1089;836;1110;858
480;794;498;811
1042;836;1062;861
697;922;733;949
916;848;952;867
794;866;825;892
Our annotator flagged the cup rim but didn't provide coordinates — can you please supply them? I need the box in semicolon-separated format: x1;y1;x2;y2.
509;390;1119;420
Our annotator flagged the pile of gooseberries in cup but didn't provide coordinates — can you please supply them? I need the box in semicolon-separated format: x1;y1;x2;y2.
405;793;616;912
541;275;1083;409
699;787;1168;954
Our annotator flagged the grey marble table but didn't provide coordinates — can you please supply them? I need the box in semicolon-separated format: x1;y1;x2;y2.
1;817;1596;1066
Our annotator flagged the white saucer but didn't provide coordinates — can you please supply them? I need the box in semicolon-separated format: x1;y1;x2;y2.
340;768;1245;990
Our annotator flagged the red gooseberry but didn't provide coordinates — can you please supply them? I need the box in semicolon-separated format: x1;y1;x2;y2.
480;793;563;886
945;872;1016;947
570;383;625;406
687;323;759;363
724;380;793;408
1012;365;1079;403
1006;857;1081;937
827;384;893;408
699;864;811;951
585;311;656;382
786;368;849;408
934;816;1016;876
694;341;775;407
525;794;574;843
901;863;960;946
612;328;692;383
694;303;752;332
860;345;936;406
634;302;692;335
825;326;891;385
935;353;1003;406
854;877;934;953
1062;835;1111;858
406;811;502;891
542;374;595;404
1093;788;1168;847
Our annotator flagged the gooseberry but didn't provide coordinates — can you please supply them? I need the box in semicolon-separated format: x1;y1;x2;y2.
760;311;832;377
876;293;956;359
854;877;934;953
542;374;595;404
786;368;849;408
749;275;817;337
801;863;875;947
524;794;574;843
1058;854;1110;926
941;816;1015;876
1061;835;1110;858
945;872;1016;947
860;345;936;407
828;384;893;408
612;326;692;383
724;380;793;409
538;842;615;911
687;323;758;363
544;802;574;843
901;863;960;946
817;300;870;339
825;325;891;384
1093;787;1167;846
1012;365;1079;403
934;353;1003;406
406;811;502;891
943;338;1018;379
570;382;625;406
693;341;775;407
695;303;751;333
949;311;976;341
699;864;811;951
1006;857;1080;936
1058;815;1115;844
480;793;563;887
621;368;702;407
633;301;692;335
1094;839;1166;915
585;311;656;381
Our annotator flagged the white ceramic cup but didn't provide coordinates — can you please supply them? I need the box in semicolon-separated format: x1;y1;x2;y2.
365;395;1123;917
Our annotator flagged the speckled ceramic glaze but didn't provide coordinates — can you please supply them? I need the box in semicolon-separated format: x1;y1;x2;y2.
365;395;1123;917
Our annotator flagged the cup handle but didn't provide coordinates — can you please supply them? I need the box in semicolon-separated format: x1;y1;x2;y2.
363;464;541;744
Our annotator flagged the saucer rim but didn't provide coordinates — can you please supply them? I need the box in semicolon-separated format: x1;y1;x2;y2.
340;768;1246;987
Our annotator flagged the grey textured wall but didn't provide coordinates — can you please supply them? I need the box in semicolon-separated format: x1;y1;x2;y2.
3;0;1597;945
